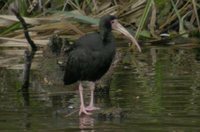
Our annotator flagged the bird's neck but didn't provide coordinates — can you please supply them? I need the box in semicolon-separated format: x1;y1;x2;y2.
100;28;112;43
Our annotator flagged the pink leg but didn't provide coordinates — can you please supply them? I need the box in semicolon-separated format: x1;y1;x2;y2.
86;82;100;111
79;82;91;115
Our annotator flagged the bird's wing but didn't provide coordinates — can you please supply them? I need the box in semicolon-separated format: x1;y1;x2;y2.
63;47;103;84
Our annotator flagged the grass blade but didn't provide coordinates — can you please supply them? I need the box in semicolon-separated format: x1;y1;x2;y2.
191;0;200;32
135;0;153;39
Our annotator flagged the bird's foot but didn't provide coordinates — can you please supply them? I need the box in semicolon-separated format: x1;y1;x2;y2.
79;106;92;116
86;106;100;111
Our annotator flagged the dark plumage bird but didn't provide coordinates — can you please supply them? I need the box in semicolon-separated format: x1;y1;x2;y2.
63;15;141;115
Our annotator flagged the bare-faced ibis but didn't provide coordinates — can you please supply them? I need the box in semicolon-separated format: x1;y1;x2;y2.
64;15;141;115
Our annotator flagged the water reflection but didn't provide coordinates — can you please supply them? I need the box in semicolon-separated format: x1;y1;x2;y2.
79;116;94;132
1;46;200;131
21;109;31;131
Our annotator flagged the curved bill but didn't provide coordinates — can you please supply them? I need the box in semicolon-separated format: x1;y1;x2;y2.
112;20;141;52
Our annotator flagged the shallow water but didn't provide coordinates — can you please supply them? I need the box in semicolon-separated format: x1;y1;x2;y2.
1;45;200;131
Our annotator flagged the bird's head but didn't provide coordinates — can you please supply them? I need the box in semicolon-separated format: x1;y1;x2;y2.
100;15;141;52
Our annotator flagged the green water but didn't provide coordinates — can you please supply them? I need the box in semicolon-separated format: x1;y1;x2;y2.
0;46;200;131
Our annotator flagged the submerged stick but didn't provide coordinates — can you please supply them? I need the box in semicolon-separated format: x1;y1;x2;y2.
12;9;37;106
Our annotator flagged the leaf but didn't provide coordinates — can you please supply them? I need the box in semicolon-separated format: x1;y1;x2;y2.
118;0;145;17
0;37;48;47
96;5;119;17
170;0;188;37
0;15;40;25
149;1;160;39
139;30;151;38
51;11;99;25
96;1;112;13
0;19;15;27
135;0;153;39
191;0;200;32
29;22;84;35
0;22;20;35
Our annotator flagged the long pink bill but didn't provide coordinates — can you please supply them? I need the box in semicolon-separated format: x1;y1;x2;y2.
112;20;141;52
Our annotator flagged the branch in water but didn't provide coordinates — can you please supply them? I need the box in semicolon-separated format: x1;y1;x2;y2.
11;9;37;51
11;9;38;106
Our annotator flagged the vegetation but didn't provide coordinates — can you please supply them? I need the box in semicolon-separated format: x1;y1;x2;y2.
0;0;200;69
0;0;200;39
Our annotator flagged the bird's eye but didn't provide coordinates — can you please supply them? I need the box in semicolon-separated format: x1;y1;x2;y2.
111;20;115;24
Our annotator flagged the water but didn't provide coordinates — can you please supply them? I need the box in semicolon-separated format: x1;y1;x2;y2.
1;45;200;131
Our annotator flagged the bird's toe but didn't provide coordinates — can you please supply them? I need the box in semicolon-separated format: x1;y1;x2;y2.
86;106;100;111
79;107;92;116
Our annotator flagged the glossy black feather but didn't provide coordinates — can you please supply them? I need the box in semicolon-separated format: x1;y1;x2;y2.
63;15;116;85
